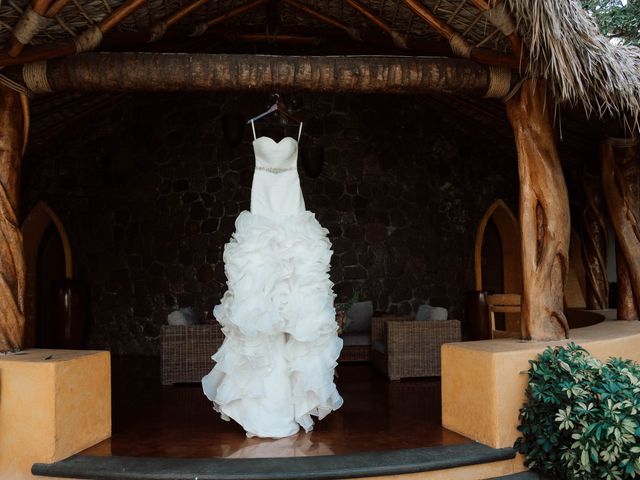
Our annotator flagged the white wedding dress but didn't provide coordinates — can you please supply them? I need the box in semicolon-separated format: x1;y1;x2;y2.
202;122;343;438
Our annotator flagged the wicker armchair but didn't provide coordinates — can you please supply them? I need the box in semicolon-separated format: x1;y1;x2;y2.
161;324;225;385
371;316;461;380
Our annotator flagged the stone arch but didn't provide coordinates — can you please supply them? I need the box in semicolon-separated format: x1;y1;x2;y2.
474;199;521;295
21;201;73;347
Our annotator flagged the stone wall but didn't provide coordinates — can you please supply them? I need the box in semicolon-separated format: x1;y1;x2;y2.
22;92;519;354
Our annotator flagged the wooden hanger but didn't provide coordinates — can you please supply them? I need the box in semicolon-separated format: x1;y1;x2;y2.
246;94;302;125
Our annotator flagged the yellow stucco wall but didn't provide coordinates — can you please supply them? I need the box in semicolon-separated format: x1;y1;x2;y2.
0;349;111;480
442;316;640;449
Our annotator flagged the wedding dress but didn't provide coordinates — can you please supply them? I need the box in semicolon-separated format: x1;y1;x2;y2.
202;121;343;438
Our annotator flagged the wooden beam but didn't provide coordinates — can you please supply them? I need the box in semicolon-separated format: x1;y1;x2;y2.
164;0;211;27
7;0;55;57
401;0;520;68
616;243;638;320
344;0;408;49
3;53;513;95
0;86;27;352
226;33;323;45
3;0;147;65
601;137;640;320
581;173;609;309
467;0;523;60
192;0;269;35
283;0;361;41
505;79;570;340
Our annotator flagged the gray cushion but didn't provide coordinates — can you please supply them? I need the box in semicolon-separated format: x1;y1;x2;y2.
167;307;199;326
372;340;386;354
416;304;448;321
416;304;433;321
341;333;371;347
345;301;373;333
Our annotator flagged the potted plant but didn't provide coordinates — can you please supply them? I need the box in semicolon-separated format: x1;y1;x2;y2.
335;288;362;335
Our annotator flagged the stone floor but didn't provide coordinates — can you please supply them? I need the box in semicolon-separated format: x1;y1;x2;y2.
80;357;470;458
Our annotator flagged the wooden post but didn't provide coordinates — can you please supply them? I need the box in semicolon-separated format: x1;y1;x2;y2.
0;86;27;352
581;173;609;310
616;243;639;320
505;79;570;340
601;137;640;320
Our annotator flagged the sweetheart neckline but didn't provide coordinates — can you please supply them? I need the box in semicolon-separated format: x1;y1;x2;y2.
253;136;298;146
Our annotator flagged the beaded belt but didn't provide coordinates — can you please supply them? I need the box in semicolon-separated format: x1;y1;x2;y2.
255;166;295;174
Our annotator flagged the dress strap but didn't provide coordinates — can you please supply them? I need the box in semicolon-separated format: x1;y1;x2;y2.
250;120;257;140
297;122;303;142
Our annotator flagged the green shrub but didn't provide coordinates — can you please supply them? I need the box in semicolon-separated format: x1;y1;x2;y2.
515;343;640;480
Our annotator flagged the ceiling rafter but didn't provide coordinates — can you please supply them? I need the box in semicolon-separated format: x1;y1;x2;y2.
283;0;362;41
0;0;272;66
1;0;147;65
7;0;56;57
467;0;522;60
344;0;408;49
400;0;517;67
188;0;269;37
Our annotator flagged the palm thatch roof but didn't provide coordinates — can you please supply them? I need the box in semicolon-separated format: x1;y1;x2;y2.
1;0;638;129
507;0;640;129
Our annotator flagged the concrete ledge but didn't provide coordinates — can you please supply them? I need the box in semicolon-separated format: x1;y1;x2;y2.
0;349;111;480
442;314;640;449
33;444;515;480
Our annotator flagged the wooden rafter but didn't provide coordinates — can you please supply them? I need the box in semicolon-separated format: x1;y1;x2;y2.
163;0;211;28
344;0;408;49
7;0;55;57
226;33;323;45
191;0;269;36
401;0;519;67
283;0;362;41
467;0;523;60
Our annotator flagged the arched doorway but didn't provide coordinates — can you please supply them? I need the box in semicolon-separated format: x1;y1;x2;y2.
474;200;522;335
21;201;73;348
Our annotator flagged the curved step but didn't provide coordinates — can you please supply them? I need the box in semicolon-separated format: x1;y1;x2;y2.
33;443;515;480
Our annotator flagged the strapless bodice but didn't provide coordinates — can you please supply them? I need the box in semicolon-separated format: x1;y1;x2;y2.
250;137;306;217
253;136;298;171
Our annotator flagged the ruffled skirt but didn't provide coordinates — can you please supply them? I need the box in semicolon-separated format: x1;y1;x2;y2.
202;210;343;438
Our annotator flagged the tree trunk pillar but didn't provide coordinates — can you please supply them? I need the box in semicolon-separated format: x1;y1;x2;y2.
0;86;27;352
616;243;639;320
601;137;640;320
505;79;570;340
581;173;609;309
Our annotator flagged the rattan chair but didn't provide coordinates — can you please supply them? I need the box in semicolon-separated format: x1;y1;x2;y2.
371;316;461;380
161;324;225;385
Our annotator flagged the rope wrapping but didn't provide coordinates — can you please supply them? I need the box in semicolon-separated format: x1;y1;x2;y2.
12;6;53;45
147;21;168;43
0;73;31;97
483;4;516;36
73;26;103;53
449;34;472;59
484;66;512;98
23;61;52;94
389;30;408;50
191;22;208;37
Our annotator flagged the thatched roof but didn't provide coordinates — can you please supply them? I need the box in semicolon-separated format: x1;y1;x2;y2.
508;0;640;129
1;0;639;128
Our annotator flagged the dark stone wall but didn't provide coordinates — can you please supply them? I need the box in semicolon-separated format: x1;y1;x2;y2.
22;92;519;354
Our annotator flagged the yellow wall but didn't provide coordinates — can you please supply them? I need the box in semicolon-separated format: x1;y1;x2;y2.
442;315;640;449
0;349;111;480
